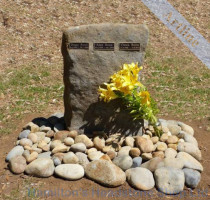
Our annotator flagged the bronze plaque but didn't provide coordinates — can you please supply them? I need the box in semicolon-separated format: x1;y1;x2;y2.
93;43;114;51
119;43;140;51
68;43;89;49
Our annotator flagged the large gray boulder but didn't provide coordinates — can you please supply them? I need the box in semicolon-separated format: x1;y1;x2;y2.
62;23;149;135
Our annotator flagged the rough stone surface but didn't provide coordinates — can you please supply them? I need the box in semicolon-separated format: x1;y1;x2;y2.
75;152;90;168
63;23;149;135
25;158;54;177
18;130;30;139
126;167;155;190
85;160;126;187
70;143;86;153
131;157;142;168
141;157;163;172
165;148;177;158
38;152;52;159
177;142;202;161
118;146;131;156
9;155;27;174
154;167;185;194
129;148;141;158
176;152;203;172
75;135;93;148
6;146;24;162
113;155;133;171
183;168;201;189
63;152;79;164
55;164;84;180
93;136;105;150
88;151;104;161
135;136;154;153
178;122;194;135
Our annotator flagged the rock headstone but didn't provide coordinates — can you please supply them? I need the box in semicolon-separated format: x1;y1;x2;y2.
62;23;149;135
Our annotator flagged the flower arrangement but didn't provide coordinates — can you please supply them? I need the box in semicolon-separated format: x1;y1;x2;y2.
98;62;162;137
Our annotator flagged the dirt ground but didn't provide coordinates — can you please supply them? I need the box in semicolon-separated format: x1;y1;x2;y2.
0;113;209;200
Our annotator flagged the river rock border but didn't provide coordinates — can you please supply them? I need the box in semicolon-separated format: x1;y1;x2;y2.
6;113;203;194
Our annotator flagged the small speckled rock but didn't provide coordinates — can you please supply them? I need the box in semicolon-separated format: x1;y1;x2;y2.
28;133;38;143
9;155;27;174
63;152;79;164
23;122;39;133
34;132;46;142
118;146;131;156
93;136;105;150
113;155;133;171
176;152;203;172
26;151;38;163
55;164;84;180
125;137;135;147
50;140;62;150
102;145;115;153
54;131;69;142
52;144;68;154
126;167;155;190
85;160;126;187
87;148;97;154
183;168;201;188
70;143;86;153
100;154;111;162
166;135;178;144
135;136;154;153
106;150;116;160
18;130;30;139
6;146;24;162
88;151;104;161
64;137;74;146
151;136;159;144
75;135;93;148
178;131;198;147
178;122;194;135
19;138;33;147
131;157;142;168
25;158;55;177
152;151;164;159
46;130;55;138
44;137;51;144
162;157;184;169
167;124;181;136
165;148;177;158
177;142;201;161
75;152;90;168
141;153;152;161
154;167;185;194
168;144;177;150
141;157;163;172
157;142;167;151
53;157;61;166
160;133;168;142
68;130;78;138
129;148;141;158
38;152;52;159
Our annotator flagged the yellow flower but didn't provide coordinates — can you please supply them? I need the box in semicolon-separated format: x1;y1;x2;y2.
98;83;118;102
110;62;143;95
139;91;151;105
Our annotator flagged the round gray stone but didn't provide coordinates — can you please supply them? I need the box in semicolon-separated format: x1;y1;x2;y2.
154;167;185;194
113;155;133;171
6;146;24;162
131;157;142;168
126;167;155;190
18;130;30;139
183;168;201;189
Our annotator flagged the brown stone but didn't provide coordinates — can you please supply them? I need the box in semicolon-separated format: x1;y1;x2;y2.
63;23;149;135
54;131;70;142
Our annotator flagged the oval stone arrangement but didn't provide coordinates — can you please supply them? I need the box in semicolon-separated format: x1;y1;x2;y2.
6;114;203;194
